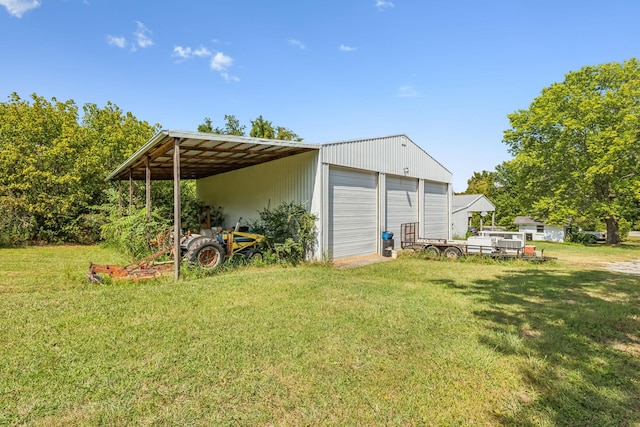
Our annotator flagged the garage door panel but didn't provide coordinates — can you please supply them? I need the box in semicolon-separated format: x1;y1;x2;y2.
423;182;448;239
329;168;377;260
386;176;418;240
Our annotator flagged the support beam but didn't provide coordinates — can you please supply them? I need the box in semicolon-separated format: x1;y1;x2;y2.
129;168;134;210
146;156;151;220
173;138;182;280
146;155;152;247
118;181;123;216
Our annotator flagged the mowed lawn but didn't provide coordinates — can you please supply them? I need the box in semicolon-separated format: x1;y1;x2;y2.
1;242;639;426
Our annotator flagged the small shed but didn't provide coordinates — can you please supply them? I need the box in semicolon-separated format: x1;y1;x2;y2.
107;130;453;275
451;194;495;238
514;216;565;242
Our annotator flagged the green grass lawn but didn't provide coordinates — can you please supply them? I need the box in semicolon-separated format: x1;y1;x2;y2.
1;243;639;426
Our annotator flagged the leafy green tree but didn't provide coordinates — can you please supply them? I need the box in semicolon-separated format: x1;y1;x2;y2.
198;115;245;136
197;117;217;133
462;170;497;197
249;115;275;139
0;93;84;241
0;92;158;245
275;126;302;142
199;114;302;141
250;115;302;141
503;59;640;243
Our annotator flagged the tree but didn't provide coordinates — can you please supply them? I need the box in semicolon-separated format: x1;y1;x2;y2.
460;165;524;229
503;58;640;244
198;114;302;141
250;115;302;141
462;170;497;197
198;115;245;136
0;92;158;244
249;115;275;139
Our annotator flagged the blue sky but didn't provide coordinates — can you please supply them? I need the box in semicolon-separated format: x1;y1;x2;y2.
2;0;639;191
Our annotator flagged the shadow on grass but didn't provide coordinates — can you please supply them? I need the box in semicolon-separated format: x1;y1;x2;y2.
449;268;640;426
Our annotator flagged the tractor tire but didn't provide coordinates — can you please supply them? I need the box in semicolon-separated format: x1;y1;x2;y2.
246;248;263;261
185;238;226;269
443;246;462;260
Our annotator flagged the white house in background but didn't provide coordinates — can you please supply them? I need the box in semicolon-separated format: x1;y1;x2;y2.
451;194;496;238
514;216;565;242
108;131;453;261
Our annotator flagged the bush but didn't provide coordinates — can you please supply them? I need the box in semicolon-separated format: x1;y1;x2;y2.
250;201;318;264
100;207;171;258
567;229;597;244
0;198;35;247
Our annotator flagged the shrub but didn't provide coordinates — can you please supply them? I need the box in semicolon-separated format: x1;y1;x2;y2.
100;207;171;258
0;197;35;247
251;201;318;264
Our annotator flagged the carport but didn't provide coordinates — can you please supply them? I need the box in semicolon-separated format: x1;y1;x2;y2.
106;129;319;279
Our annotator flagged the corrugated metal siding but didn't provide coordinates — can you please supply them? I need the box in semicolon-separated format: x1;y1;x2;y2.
196;151;318;228
322;135;451;184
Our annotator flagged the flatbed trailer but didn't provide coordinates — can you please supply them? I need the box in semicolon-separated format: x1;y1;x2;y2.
400;223;554;262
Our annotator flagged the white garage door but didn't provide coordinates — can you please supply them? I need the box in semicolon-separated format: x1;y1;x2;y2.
423;181;448;239
386;176;418;241
329;167;378;260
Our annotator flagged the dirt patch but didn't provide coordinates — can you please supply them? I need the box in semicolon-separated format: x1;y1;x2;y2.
333;254;394;269
603;259;640;275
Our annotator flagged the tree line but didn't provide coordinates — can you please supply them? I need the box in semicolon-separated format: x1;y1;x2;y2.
461;58;640;244
0;92;301;247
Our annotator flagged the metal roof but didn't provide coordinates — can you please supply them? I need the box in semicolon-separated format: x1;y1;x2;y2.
452;194;496;213
514;216;544;226
321;134;452;182
106;130;320;180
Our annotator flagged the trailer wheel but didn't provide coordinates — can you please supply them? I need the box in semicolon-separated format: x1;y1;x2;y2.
423;245;441;258
186;238;225;269
443;246;462;260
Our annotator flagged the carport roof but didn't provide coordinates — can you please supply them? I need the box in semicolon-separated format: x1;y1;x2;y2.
106;130;320;181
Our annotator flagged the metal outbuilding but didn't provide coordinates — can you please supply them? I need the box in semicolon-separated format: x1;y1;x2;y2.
108;130;452;275
451;194;496;238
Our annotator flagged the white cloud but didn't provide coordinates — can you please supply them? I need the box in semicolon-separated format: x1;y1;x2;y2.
210;52;233;71
0;0;40;17
173;45;236;80
173;46;191;59
220;72;240;83
107;22;153;51
107;35;127;48
210;52;238;82
339;44;357;52
193;47;212;57
173;45;212;61
376;0;394;11
288;39;305;50
397;85;420;98
134;21;153;48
